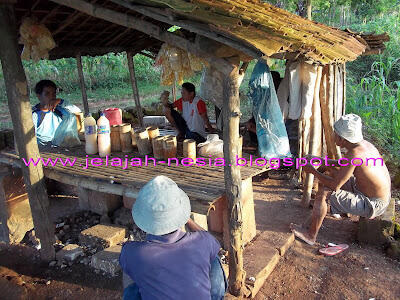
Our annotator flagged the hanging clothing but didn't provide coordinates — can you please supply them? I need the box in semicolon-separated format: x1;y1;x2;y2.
277;61;318;121
249;60;291;159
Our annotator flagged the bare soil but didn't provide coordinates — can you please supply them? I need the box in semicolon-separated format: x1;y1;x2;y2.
0;179;399;299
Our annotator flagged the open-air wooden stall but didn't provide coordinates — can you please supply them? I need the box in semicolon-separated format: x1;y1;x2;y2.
0;0;389;297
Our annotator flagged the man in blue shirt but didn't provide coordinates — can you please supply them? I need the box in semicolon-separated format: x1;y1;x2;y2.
119;175;227;300
32;80;80;145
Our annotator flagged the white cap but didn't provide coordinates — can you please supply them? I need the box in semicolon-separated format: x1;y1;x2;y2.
334;114;363;143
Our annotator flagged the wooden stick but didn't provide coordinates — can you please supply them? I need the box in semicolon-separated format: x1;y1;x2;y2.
127;51;144;127
76;53;89;116
222;64;244;296
302;66;322;207
0;4;55;261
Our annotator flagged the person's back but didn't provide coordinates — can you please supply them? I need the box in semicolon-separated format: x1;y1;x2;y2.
349;140;391;200
120;230;219;300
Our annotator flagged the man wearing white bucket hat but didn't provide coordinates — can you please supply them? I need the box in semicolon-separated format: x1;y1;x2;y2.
290;114;391;245
119;175;227;300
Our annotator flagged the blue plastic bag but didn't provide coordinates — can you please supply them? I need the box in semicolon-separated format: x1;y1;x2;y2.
52;108;81;147
248;60;291;159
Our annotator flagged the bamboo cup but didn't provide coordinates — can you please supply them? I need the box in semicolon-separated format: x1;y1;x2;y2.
136;129;152;155
120;123;133;153
152;136;165;159
146;126;160;141
110;125;122;152
131;128;137;147
163;138;177;159
183;139;196;160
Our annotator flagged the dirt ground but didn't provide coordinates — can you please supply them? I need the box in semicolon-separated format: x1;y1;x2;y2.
0;180;399;299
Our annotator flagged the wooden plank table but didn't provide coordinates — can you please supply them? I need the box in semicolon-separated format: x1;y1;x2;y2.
0;145;269;248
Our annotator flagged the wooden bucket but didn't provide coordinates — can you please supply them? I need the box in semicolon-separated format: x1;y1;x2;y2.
110;125;122;152
183;139;196;160
136;129;152;155
120;123;133;153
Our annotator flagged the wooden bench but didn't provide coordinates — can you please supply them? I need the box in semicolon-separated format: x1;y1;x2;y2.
0;146;267;249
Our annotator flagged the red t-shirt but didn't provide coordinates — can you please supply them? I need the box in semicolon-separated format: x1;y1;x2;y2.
173;98;207;114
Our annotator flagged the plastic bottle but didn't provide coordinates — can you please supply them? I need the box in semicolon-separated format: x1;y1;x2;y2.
97;113;111;157
84;114;98;154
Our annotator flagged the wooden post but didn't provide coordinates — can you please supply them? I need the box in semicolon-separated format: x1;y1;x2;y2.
306;0;312;20
302;66;322;207
222;64;244;296
328;65;341;159
342;63;347;115
127;51;144;127
0;4;55;261
76;53;89;116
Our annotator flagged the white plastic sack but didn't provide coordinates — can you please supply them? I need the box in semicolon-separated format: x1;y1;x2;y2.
198;134;223;157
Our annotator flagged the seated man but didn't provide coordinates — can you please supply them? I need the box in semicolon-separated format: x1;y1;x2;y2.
32;80;80;145
290;114;391;245
119;175;227;300
161;82;214;143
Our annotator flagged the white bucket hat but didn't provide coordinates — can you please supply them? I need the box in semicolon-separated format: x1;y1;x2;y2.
132;175;191;235
334;114;363;143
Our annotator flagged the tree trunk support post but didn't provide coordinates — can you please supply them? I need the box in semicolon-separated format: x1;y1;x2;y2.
127;51;144;128
0;4;55;261
76;53;89;116
222;63;244;296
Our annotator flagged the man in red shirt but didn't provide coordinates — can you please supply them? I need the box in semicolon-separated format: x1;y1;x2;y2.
161;82;214;143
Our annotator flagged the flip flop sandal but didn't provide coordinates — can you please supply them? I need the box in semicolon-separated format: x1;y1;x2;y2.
319;244;349;256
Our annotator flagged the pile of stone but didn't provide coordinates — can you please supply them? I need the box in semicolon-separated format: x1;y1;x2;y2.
45;208;146;276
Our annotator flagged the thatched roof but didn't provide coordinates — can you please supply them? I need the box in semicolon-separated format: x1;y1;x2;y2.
13;0;388;64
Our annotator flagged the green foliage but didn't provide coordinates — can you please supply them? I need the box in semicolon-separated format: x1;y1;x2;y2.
347;58;400;161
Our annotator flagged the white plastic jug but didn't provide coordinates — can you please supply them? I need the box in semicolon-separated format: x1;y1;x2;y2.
84;114;98;154
97;113;111;157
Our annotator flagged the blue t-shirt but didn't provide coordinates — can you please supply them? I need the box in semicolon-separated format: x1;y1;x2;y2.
119;230;220;300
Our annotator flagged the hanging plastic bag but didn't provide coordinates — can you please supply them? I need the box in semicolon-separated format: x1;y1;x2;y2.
52;109;81;148
248;60;291;159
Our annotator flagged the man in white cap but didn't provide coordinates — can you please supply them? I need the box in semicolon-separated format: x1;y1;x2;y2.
119;175;227;300
290;113;391;245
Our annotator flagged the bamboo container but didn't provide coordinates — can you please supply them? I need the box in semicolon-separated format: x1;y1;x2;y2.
183;139;196;160
238;135;243;158
75;112;84;133
120;123;133;153
136;129;152;155
163;138;177;159
131;128;137;147
152;136;165;159
146;126;160;141
110;125;122;152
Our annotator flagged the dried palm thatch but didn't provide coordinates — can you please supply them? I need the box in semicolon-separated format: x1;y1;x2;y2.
125;0;367;64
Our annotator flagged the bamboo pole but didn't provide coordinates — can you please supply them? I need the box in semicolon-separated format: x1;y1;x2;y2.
127;51;144;127
342;63;347;115
222;64;244;296
0;4;55;261
328;64;342;159
302;66;322;207
76;53;89;116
